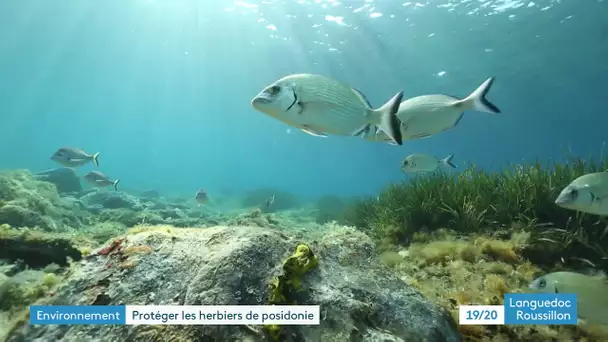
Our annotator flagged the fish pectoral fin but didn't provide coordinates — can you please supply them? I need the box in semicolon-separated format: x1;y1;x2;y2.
351;125;369;137
300;125;328;138
412;133;432;139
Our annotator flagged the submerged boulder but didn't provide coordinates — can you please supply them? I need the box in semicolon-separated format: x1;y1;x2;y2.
0;170;91;231
80;190;142;210
33;168;82;194
6;225;460;341
0;224;82;267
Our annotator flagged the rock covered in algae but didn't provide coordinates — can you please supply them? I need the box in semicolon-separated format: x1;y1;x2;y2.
80;190;143;210
33;167;82;194
0;170;91;231
0;224;82;267
6;225;460;342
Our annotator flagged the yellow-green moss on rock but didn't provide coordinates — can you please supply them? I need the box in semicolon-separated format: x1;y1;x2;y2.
265;243;319;341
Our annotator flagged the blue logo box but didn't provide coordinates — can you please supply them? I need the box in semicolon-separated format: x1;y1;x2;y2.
30;305;126;325
504;293;577;325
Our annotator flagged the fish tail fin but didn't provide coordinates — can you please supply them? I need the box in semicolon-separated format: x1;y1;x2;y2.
372;90;404;146
113;179;120;191
92;153;100;167
441;154;456;168
460;77;500;114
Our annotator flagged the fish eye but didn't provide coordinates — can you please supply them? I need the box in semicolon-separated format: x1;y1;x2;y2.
403;161;408;166
569;188;578;199
539;278;546;288
268;85;281;96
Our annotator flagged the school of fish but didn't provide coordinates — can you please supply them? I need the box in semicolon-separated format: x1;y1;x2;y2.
252;72;608;218
252;73;498;175
49;73;606;217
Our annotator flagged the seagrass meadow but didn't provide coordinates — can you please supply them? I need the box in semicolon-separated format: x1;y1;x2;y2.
342;155;608;272
336;155;608;341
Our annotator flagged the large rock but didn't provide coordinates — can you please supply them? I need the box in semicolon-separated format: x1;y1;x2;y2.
6;225;460;341
80;190;141;210
33;168;82;194
0;224;82;267
0;170;91;231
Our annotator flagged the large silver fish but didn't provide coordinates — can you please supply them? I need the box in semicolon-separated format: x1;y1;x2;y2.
251;73;404;145
529;271;608;326
83;171;120;191
361;77;500;145
51;147;100;167
555;171;608;216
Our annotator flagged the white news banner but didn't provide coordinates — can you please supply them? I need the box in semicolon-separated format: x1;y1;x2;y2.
126;305;320;325
459;305;504;325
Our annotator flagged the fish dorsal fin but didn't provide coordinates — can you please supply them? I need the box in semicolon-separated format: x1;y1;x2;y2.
351;88;373;109
301;125;328;138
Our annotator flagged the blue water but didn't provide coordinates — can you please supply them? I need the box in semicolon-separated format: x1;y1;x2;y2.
0;0;606;199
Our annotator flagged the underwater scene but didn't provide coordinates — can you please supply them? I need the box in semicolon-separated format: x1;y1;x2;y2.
1;0;608;341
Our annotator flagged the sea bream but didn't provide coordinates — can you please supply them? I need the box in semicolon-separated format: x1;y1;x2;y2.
361;77;501;145
555;171;608;216
528;271;608;326
83;171;120;191
251;73;404;145
195;188;209;207
401;154;456;173
51;147;100;167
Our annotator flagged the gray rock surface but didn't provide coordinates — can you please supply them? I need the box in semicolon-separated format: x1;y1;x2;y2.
33;168;82;194
80;190;142;210
7;225;460;342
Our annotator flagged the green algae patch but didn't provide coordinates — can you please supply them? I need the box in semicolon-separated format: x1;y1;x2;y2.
0;224;82;267
0;270;65;341
390;230;608;341
264;243;319;341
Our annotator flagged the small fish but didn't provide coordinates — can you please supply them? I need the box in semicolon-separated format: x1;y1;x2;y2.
83;171;120;191
251;73;404;145
401;154;456;173
265;194;275;208
362;77;500;144
555;171;608;216
195;189;209;207
528;271;608;326
51;147;100;167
